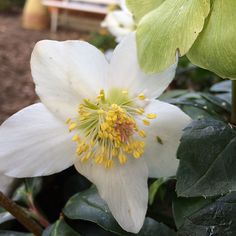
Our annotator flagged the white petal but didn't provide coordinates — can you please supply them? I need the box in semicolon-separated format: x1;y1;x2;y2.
119;0;131;14
102;10;134;42
109;33;177;98
0;174;14;196
74;158;148;233
140;100;191;178
0;104;76;177
31;40;108;121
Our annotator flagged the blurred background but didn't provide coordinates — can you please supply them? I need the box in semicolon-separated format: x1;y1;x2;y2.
0;0;117;123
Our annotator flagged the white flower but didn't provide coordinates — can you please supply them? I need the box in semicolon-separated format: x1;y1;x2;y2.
119;0;131;13
0;33;190;233
101;10;135;42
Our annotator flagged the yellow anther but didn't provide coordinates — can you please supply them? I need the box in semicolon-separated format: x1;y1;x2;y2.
95;155;103;164
133;151;141;159
105;160;114;168
99;89;105;102
72;135;80;142
81;152;91;162
112;148;118;156
139;141;145;148
138;130;146;138
118;153;127;164
143;119;150;126
67;89;149;168
69;123;77;132
147;113;157;119
136;108;144;115
138;93;145;100
66;118;71;124
101;122;109;131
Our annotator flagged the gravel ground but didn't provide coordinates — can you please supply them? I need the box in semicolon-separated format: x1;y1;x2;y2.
0;13;88;123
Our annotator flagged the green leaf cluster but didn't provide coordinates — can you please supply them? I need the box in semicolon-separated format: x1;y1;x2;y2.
128;0;236;79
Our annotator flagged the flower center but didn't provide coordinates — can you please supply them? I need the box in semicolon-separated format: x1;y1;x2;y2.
66;89;157;168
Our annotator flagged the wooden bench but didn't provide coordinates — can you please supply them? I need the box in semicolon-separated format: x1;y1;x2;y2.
42;0;119;32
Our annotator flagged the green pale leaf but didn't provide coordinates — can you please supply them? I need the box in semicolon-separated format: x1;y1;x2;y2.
149;178;165;205
43;219;80;236
126;0;165;22
187;0;236;80
176;119;236;197
173;197;213;229
136;0;210;73
63;186;176;236
178;192;236;235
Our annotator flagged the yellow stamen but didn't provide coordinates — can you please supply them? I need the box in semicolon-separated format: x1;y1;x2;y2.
138;130;146;138
66;88;149;168
147;113;157;119
118;153;127;164
69;123;77;132
66;118;71;124
138;93;145;100
72;135;80;142
105;159;114;168
143;119;150;126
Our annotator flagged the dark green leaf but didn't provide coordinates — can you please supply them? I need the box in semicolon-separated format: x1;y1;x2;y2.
63;186;176;235
173;197;213;229
176;119;236;197
201;93;231;112
178;192;236;236
13;178;42;205
148;178;165;205
137;218;176;236
159;90;188;100
63;186;126;235
210;81;231;93
42;219;80;236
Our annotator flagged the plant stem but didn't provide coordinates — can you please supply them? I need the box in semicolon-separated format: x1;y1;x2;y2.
231;80;236;125
0;191;43;236
28;195;50;228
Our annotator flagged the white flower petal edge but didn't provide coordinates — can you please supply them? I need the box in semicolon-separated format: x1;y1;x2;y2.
0;174;14;195
139;100;191;178
101;10;134;42
109;33;178;98
31;40;108;121
119;0;131;14
0;103;76;177
75;158;148;233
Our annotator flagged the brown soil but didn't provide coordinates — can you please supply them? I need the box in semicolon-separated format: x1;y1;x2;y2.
0;13;88;123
